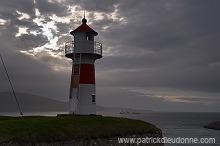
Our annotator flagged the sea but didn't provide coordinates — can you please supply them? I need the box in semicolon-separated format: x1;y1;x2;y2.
1;112;219;146
101;112;220;146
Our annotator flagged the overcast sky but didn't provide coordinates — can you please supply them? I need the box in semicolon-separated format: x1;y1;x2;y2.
0;0;220;112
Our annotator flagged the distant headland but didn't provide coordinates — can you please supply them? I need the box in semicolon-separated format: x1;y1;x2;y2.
204;121;220;130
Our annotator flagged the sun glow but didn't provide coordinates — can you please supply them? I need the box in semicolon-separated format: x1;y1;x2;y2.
20;8;60;57
122;87;217;104
19;5;128;60
0;19;7;25
50;14;71;23
16;11;30;20
15;27;28;37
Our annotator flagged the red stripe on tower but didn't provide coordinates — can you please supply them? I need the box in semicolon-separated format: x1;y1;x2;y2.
79;64;95;84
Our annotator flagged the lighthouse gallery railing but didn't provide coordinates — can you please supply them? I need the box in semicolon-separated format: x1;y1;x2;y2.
65;41;102;56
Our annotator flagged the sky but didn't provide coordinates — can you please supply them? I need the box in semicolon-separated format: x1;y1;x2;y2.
0;0;220;112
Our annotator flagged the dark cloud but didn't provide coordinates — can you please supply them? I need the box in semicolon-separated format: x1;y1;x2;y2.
16;34;48;50
74;0;119;13
96;0;220;93
35;0;70;17
0;0;35;18
89;14;114;30
55;22;71;35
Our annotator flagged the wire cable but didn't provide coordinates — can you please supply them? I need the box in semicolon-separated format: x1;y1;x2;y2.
0;53;23;116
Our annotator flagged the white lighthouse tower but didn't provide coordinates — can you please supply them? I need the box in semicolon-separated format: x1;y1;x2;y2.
65;17;102;115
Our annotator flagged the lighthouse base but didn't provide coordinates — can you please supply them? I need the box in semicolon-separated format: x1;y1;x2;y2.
69;84;96;115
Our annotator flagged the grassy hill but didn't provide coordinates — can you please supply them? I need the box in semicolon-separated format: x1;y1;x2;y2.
0;115;161;144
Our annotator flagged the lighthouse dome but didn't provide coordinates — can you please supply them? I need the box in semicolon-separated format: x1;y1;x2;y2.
70;18;98;36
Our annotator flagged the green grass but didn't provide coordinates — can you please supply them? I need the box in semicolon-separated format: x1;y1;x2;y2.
0;115;161;144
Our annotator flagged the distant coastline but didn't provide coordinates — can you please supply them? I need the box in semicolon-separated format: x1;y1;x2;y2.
0;92;153;113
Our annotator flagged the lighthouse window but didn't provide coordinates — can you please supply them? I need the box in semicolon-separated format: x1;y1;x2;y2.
86;36;91;40
86;33;93;41
91;94;96;103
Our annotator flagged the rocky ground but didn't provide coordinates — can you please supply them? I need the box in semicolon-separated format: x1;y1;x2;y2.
2;133;164;146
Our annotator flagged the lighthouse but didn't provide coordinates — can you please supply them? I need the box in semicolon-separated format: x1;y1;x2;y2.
64;17;102;115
